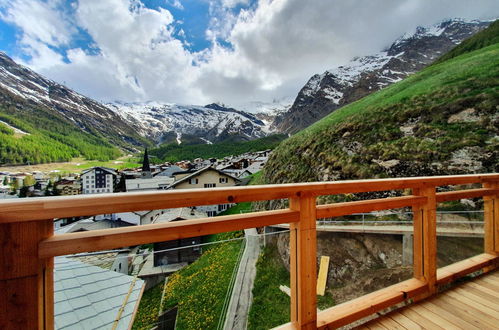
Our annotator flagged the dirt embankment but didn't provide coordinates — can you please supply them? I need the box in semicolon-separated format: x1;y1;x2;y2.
269;231;483;304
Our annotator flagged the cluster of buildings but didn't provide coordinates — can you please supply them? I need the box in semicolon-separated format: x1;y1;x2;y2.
0;149;270;199
0;149;271;328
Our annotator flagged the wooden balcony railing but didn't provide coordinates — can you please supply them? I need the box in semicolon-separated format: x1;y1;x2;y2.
1;174;498;329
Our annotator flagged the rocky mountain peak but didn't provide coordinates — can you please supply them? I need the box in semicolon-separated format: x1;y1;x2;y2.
273;18;491;134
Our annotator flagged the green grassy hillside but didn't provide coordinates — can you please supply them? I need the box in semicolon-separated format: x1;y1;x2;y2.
260;25;499;186
0;91;151;165
149;134;286;163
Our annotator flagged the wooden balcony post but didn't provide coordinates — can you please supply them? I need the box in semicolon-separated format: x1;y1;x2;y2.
289;195;317;329
412;187;437;295
0;220;54;330
483;181;499;255
412;188;424;280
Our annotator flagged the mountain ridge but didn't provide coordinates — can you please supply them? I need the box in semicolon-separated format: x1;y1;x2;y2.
273;18;492;133
259;21;499;193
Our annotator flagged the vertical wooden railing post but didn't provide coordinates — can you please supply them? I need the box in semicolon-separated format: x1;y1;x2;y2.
483;181;499;255
289;194;317;329
413;187;437;296
0;220;54;329
411;188;424;280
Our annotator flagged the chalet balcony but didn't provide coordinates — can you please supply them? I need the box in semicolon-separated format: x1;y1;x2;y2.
1;173;498;329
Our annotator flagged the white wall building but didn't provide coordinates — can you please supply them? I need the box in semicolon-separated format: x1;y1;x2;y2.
81;167;116;194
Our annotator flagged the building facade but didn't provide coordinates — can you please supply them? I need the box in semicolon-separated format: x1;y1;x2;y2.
81;167;116;194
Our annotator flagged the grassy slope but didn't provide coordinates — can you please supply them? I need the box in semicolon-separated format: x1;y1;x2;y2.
0;91;151;165
132;231;243;330
149;134;286;163
261;42;499;185
160;231;243;330
433;19;499;64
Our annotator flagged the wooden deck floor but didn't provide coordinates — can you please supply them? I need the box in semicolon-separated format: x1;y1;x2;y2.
358;270;499;329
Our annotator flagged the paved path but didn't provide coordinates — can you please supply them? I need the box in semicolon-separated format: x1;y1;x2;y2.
272;224;484;237
223;228;261;330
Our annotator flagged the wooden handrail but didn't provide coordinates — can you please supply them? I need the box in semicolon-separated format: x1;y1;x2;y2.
316;195;427;218
0;173;498;330
38;209;299;258
436;188;499;202
1;173;498;223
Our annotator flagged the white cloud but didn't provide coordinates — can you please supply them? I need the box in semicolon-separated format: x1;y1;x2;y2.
1;0;499;107
0;0;74;47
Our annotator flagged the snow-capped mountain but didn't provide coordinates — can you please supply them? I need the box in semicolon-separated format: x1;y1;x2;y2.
107;101;270;143
0;52;275;148
0;52;146;149
273;19;492;133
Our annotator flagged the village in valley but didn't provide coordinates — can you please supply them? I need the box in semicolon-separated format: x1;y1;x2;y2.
0;148;271;328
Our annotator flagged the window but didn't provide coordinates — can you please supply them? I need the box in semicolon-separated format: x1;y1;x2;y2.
189;178;199;184
219;177;228;184
204;183;216;188
207;211;217;217
218;204;228;211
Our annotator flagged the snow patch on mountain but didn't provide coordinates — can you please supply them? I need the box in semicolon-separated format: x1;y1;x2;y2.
107;101;271;143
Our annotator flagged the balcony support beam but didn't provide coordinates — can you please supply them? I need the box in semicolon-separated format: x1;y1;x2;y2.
484;182;499;257
290;195;317;329
0;220;53;330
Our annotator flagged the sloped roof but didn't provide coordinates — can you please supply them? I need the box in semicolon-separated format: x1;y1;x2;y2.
154;207;207;223
169;166;241;189
58;219;135;233
54;257;144;329
153;165;184;177
81;167;117;176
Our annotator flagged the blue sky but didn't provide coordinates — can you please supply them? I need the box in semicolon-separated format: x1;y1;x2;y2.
0;0;498;106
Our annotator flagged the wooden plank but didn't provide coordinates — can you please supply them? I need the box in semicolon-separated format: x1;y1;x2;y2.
436;188;499;202
399;308;444;330
289;196;318;329
289;222;298;325
316;195;426;219
417;301;480;330
366;319;389;329
316;278;427;329
410;304;461;329
387;313;421;329
412;189;423;280
426;299;489;329
0;276;39;329
375;315;407;330
436;253;499;285
0;220;53;330
474;276;499;291
452;287;499;311
316;256;330;296
421;187;437;294
39;209;300;258
483;183;497;254
436;293;499;327
465;282;499;304
2;173;499;223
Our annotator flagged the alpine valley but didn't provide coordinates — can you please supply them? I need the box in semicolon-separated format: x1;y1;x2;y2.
0;18;494;165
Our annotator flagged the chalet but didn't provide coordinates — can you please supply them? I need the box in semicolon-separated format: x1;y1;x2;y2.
166;166;241;216
55;179;81;195
81;167;116;194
